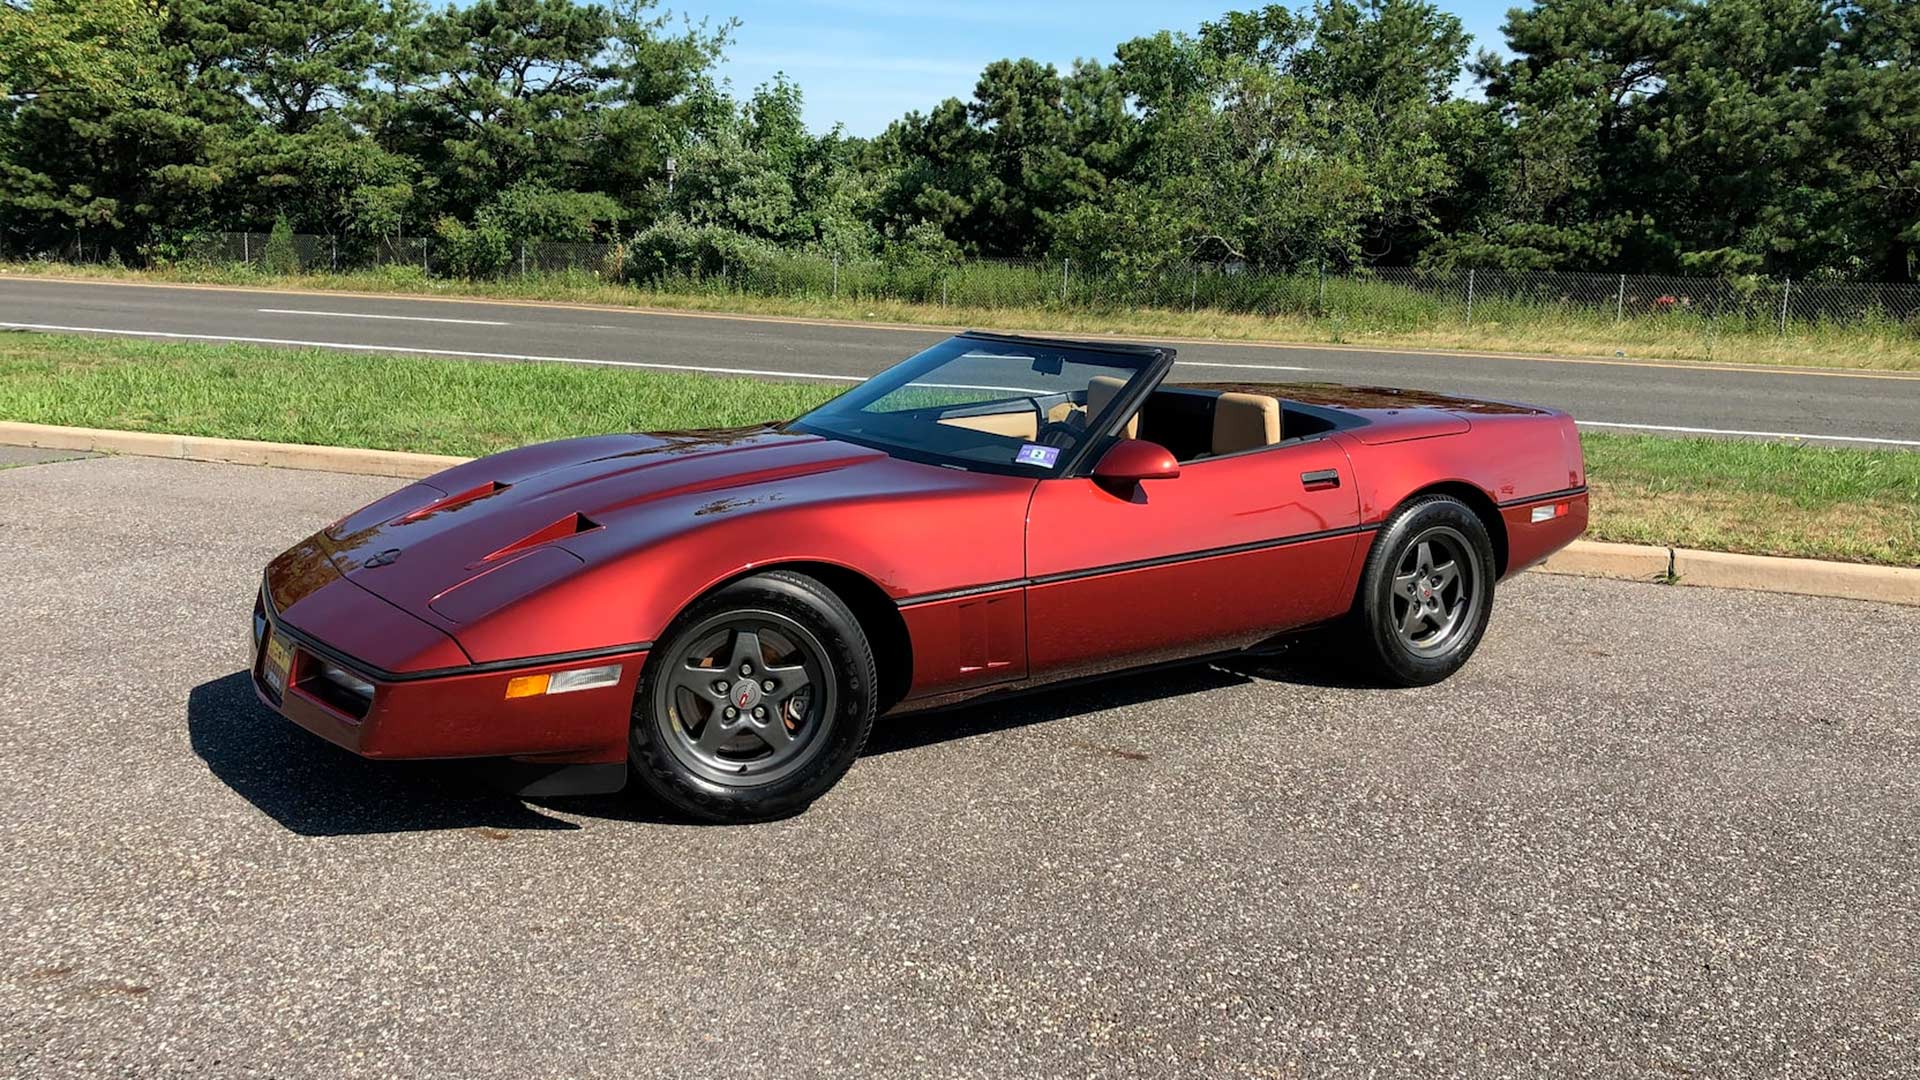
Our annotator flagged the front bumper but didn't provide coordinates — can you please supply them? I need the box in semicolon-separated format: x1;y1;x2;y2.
250;584;644;764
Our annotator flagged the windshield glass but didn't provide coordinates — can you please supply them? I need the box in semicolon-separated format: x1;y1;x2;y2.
791;335;1157;475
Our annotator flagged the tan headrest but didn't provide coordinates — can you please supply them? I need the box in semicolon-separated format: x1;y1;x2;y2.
1086;375;1138;439
1212;392;1281;455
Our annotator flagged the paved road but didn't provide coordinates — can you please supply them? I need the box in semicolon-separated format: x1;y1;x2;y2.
3;453;1917;1077
3;276;1919;447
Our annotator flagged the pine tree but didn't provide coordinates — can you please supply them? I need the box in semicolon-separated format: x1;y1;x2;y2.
262;214;300;275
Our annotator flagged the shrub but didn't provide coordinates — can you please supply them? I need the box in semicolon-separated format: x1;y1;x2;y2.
262;214;300;275
433;215;511;278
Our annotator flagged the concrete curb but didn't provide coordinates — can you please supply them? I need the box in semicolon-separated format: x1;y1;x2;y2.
1535;540;1674;584
0;421;468;479
1667;547;1920;607
1533;539;1920;607
3;420;1916;607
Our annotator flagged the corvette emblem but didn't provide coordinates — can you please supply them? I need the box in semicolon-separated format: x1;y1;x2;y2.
364;548;402;568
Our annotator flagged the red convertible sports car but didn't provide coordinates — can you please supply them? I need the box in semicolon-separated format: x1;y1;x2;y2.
252;331;1587;821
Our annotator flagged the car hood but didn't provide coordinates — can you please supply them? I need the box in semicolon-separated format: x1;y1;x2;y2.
301;425;893;620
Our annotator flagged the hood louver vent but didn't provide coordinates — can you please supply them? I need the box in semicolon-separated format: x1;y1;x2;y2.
396;481;510;524
476;513;601;565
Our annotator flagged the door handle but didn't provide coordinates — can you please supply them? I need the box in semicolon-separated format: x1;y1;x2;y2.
1301;469;1341;490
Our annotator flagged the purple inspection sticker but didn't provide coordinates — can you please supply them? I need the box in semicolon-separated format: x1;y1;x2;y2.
1015;443;1061;469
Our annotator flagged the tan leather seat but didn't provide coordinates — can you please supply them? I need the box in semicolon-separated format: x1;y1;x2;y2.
938;412;1038;439
1086;375;1139;438
1211;392;1282;455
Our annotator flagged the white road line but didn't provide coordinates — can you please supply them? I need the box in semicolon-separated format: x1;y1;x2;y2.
1577;420;1920;447
9;321;1917;446
908;381;1053;394
0;322;865;382
1176;360;1313;372
257;307;510;326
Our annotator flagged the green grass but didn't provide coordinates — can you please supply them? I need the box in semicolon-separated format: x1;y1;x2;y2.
0;331;1913;566
1583;434;1920;567
0;331;841;457
6;259;1918;373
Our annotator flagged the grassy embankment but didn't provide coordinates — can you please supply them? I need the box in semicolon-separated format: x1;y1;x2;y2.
0;332;1914;567
4;259;1916;373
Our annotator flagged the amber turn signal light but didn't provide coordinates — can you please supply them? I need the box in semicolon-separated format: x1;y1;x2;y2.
503;664;623;700
504;674;550;699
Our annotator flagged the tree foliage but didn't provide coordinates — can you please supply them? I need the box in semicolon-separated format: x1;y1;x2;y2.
1;0;1914;279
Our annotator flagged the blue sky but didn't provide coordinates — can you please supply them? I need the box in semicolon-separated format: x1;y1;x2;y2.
664;0;1517;136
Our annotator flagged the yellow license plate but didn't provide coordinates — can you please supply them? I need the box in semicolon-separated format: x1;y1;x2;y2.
263;634;293;695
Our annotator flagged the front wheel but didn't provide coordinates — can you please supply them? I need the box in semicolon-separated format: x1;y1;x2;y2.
1345;495;1496;687
629;571;878;822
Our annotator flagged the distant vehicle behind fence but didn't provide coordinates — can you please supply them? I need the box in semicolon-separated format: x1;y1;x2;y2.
23;230;1920;348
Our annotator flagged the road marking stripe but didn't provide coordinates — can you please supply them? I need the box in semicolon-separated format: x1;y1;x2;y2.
0;322;866;382
10;274;1918;382
257;307;510;326
1576;420;1920;447
7;320;1915;447
1175;360;1312;372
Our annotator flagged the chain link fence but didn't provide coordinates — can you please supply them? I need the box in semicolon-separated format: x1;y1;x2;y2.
20;230;1920;344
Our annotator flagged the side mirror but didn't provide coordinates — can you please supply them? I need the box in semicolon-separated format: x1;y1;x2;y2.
1092;439;1181;484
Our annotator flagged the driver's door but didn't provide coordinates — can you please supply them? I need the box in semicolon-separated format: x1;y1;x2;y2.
1023;439;1364;682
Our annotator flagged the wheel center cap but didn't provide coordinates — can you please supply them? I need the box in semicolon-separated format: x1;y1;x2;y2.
730;680;763;711
1419;583;1434;601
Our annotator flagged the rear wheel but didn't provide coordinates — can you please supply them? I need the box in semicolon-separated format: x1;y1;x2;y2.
1346;495;1495;687
630;571;877;822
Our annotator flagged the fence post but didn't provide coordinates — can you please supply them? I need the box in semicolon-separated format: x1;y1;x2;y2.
1615;274;1626;323
243;231;249;265
331;236;338;273
1190;266;1198;312
1706;282;1725;362
1316;260;1325;314
1061;258;1070;303
1464;268;1476;327
832;254;839;300
942;276;948;308
1778;275;1790;335
519;239;526;277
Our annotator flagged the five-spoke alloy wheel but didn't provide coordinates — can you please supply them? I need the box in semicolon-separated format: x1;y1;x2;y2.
1348;495;1496;686
630;571;877;822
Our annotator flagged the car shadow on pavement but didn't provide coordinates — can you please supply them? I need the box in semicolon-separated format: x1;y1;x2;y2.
188;672;584;836
189;644;1374;835
865;662;1252;757
864;642;1378;756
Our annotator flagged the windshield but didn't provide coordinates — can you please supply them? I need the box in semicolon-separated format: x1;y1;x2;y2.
791;335;1159;476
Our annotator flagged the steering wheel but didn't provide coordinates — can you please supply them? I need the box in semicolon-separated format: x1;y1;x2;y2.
1035;418;1084;448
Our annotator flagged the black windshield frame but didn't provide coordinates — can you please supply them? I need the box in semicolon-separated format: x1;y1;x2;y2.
788;331;1176;478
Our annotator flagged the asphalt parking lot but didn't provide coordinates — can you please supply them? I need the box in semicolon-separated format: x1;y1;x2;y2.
3;454;1917;1078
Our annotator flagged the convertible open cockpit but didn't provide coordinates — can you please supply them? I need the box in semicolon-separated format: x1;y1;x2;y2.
937;375;1350;463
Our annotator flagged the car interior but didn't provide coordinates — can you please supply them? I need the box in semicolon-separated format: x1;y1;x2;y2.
937;376;1345;464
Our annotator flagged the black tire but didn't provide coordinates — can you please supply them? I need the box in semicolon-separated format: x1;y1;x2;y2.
1345;495;1496;687
629;570;878;823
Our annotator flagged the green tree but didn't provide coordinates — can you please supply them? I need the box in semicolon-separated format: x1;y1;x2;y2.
1826;0;1920;279
665;76;877;254
1464;0;1844;275
1098;1;1468;271
0;0;165;101
384;0;728;225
